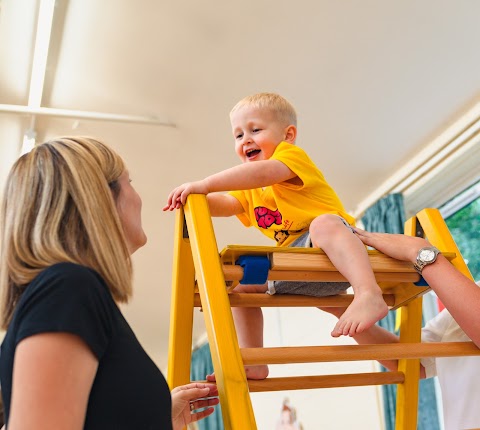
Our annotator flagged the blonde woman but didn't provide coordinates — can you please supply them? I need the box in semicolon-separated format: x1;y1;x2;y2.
0;137;218;430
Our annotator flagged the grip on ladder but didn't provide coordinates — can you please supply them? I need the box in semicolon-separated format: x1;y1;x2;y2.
236;255;270;285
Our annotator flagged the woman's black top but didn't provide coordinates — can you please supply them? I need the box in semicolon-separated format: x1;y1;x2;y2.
0;263;172;429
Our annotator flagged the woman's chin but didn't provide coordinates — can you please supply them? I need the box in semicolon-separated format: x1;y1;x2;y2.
128;233;148;255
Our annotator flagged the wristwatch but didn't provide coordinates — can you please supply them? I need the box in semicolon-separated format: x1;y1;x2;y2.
413;246;441;274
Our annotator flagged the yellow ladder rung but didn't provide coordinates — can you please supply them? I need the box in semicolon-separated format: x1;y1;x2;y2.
241;342;480;365
193;292;396;308
247;372;405;392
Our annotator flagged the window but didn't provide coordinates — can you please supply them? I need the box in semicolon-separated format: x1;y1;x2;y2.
440;180;480;281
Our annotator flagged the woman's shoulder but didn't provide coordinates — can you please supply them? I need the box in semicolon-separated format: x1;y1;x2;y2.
10;262;117;360
26;262;112;303
35;262;106;286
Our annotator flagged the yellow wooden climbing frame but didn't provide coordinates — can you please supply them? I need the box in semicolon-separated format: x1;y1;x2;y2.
167;194;479;430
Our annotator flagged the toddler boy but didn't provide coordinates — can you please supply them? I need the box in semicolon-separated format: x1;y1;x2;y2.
164;93;388;379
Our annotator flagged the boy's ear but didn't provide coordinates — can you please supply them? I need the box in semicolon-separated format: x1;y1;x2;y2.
284;125;297;143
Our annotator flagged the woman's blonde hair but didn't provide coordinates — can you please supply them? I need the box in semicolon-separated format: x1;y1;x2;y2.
0;136;133;329
230;92;297;127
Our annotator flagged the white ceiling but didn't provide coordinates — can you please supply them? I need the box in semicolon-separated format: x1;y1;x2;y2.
1;0;480;371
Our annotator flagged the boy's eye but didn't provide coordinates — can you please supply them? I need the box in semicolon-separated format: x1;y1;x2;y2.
252;128;260;133
236;133;243;139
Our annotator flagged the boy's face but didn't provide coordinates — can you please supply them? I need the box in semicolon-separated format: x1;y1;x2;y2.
231;105;292;163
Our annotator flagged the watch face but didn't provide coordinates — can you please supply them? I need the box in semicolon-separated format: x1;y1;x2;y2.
419;248;435;262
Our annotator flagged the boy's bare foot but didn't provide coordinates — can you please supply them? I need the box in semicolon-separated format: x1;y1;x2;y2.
331;288;388;337
206;365;269;381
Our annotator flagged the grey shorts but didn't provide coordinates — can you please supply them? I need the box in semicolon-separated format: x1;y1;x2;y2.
267;219;353;297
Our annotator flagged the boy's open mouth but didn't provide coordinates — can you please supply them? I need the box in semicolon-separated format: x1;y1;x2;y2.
246;149;261;159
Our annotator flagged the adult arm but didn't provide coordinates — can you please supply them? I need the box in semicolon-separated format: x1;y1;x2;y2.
354;228;480;347
8;332;98;430
163;159;295;210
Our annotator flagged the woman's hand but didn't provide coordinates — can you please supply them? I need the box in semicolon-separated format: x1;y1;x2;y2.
353;227;429;263
171;382;219;430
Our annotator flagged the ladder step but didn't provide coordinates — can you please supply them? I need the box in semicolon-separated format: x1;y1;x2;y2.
194;293;396;307
271;252;415;272
241;342;480;365
247;372;404;392
220;247;456;284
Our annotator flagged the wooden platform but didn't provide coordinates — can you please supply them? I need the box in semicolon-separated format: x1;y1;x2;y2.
220;244;455;309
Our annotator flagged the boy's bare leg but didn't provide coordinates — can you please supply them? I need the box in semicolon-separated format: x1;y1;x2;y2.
206;283;269;381
310;215;388;337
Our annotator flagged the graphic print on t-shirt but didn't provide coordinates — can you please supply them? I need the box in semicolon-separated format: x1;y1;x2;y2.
254;206;309;245
254;206;282;229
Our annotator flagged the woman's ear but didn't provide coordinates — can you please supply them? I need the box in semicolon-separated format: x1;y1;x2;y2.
284;125;297;143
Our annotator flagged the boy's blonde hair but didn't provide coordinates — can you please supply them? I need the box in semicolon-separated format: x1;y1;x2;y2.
0;136;132;329
230;92;297;127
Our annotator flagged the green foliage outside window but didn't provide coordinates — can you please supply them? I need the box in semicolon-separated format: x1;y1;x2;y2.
444;197;480;281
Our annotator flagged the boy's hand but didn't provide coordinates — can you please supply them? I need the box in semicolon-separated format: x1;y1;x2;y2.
163;181;209;211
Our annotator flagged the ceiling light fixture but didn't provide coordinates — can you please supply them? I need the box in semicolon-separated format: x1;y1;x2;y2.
28;0;55;108
3;0;175;141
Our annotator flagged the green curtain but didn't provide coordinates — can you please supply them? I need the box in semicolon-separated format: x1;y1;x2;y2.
190;343;223;430
361;193;440;430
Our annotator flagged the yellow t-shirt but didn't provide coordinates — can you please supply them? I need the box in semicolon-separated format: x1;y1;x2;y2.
229;141;355;246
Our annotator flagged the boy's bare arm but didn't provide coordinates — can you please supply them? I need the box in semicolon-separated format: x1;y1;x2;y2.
163;159;295;211
207;193;244;217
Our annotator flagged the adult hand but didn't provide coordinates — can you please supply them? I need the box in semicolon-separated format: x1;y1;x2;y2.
171;382;219;430
353;227;430;263
163;181;209;211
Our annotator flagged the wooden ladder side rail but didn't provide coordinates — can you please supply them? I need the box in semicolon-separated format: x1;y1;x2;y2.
417;208;474;279
395;295;423;430
248;372;405;392
167;207;196;391
394;216;424;430
183;195;257;430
